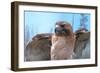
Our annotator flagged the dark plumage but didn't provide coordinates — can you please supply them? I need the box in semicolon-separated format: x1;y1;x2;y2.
24;29;90;61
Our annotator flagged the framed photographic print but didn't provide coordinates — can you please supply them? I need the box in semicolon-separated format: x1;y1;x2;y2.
11;1;97;71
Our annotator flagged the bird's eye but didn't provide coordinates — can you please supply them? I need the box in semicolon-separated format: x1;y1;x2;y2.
60;25;64;27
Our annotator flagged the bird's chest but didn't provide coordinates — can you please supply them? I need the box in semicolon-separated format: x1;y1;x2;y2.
54;40;66;48
51;39;73;59
52;38;71;49
51;37;73;54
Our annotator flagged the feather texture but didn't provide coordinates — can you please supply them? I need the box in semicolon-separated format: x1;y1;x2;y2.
25;31;90;61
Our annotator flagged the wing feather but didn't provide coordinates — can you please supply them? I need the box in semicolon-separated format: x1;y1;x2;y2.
24;33;52;61
73;31;90;59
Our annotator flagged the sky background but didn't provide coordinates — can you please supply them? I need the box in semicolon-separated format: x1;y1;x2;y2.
24;11;90;46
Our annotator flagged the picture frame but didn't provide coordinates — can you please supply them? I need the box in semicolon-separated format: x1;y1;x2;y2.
11;1;97;71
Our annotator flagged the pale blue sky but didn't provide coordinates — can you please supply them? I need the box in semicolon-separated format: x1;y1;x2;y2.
24;11;90;42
